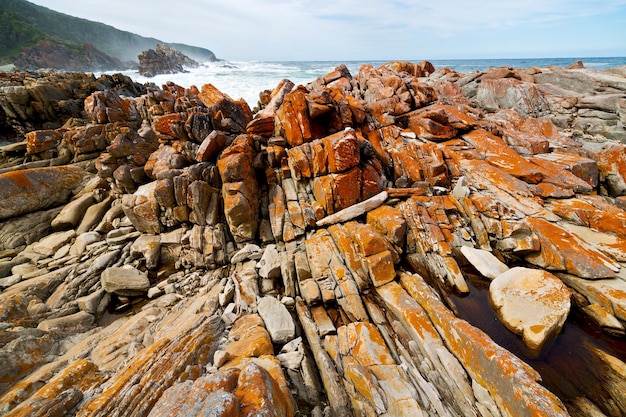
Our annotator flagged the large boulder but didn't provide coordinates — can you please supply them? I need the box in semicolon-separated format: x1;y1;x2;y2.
0;166;87;220
490;267;571;355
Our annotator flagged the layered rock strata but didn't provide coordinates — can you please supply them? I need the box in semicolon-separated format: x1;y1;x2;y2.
0;61;626;417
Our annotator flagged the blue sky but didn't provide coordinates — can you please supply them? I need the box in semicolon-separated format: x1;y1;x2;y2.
28;0;626;61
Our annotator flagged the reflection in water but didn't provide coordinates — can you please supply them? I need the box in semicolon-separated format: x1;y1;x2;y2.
449;268;626;416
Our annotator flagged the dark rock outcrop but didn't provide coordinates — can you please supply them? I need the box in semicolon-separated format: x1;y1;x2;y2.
0;70;146;143
138;44;199;77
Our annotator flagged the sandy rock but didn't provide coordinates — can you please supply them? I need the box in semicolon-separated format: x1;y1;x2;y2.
121;182;162;234
37;311;95;335
257;296;296;345
76;195;113;234
230;243;263;264
131;234;161;270
100;266;150;296
490;267;571;354
26;229;76;258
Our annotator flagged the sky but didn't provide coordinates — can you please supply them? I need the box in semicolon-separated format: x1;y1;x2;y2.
27;0;626;61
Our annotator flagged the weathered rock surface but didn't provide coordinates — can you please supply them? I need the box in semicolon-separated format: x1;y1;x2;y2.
490;267;571;355
1;61;626;417
0;166;87;220
138;44;199;77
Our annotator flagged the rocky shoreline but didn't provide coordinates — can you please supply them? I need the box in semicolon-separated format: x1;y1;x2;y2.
0;61;625;417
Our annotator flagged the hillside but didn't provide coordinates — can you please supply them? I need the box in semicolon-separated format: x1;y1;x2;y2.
0;0;217;66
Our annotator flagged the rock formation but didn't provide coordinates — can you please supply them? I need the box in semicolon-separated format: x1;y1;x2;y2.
0;70;146;143
138;44;199;77
0;61;626;417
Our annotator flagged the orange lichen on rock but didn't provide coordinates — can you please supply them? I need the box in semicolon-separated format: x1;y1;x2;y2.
398;272;570;417
463;128;544;184
526;217;619;279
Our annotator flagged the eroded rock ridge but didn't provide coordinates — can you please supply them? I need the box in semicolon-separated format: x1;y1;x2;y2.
1;61;626;417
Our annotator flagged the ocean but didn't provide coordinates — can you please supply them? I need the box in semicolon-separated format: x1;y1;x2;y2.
96;56;626;108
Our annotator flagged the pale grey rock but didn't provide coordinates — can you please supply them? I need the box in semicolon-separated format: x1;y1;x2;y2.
230;243;262;264
0;274;21;288
213;349;230;368
277;350;304;370
257;295;295;344
316;191;388;227
490;267;571;354
460;246;509;280
76;289;106;314
76;195;113;234
453;176;471;200
101;266;150;296
11;262;38;277
147;286;164;299
257;244;281;279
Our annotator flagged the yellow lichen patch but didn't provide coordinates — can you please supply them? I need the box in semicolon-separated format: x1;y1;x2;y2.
4;359;103;417
231;357;294;417
223;314;274;360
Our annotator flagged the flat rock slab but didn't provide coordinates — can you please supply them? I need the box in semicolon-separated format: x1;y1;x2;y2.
490;267;571;355
0;166;87;220
257;296;295;345
461;246;509;280
101;266;150;296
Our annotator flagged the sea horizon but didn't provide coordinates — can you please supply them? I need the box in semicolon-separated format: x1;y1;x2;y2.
99;56;626;106
3;55;625;109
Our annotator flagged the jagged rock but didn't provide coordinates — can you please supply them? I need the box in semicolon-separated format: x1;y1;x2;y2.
3;61;626;417
490;267;571;354
218;135;259;242
138;44;199;77
195;129;227;162
121;181;162;234
0;70;145;143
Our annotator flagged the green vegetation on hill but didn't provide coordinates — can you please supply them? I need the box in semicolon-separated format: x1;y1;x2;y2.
0;9;50;63
0;0;217;65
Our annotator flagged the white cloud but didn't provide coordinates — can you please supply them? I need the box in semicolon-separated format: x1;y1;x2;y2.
25;0;626;60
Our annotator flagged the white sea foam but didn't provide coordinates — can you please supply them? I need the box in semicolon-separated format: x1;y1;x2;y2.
96;60;364;107
96;57;626;107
